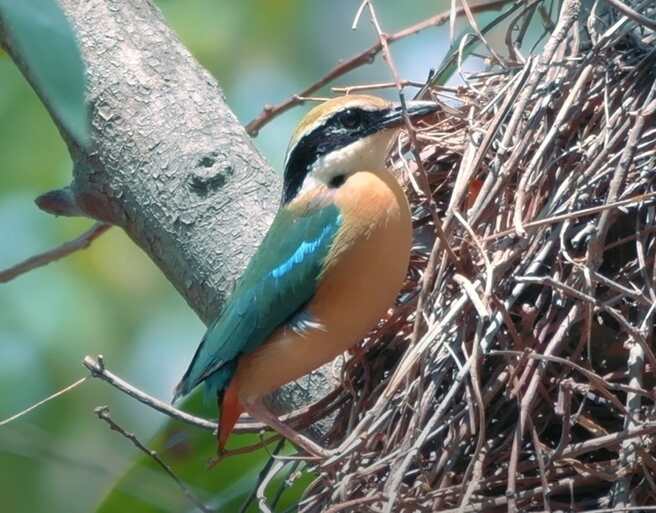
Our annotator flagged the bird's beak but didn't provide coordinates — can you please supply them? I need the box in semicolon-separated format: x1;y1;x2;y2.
378;100;439;129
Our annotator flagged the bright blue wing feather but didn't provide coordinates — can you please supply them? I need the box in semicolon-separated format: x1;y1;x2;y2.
174;203;341;399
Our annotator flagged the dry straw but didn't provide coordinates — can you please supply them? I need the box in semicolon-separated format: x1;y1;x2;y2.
280;1;656;511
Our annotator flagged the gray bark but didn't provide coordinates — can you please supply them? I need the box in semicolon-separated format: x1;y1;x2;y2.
0;0;334;432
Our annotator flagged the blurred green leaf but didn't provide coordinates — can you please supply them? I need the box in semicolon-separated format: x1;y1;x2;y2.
95;391;312;513
0;0;89;147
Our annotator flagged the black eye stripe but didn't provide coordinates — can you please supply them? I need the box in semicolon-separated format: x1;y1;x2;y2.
282;107;391;204
329;174;346;188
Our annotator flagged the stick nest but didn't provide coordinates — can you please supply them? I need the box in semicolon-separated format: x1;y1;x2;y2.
297;1;656;512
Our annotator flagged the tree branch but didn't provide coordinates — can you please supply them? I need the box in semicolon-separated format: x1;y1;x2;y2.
0;0;333;432
0;222;110;283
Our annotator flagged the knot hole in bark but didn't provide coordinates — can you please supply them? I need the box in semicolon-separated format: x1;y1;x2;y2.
188;151;234;196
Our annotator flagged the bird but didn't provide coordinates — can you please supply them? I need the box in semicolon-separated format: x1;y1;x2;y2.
173;94;438;458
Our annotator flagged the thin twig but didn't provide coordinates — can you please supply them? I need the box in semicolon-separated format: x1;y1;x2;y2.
244;0;511;135
605;0;656;30
238;438;286;513
0;377;87;427
83;354;343;436
0;223;110;283
484;191;656;241
94;405;214;513
331;79;425;94
84;355;218;432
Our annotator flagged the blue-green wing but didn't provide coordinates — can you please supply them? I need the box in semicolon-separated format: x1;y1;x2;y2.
173;203;341;399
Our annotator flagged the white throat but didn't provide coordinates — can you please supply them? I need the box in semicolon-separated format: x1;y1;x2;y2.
304;130;393;191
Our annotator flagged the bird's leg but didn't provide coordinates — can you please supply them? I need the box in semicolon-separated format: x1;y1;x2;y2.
242;399;332;459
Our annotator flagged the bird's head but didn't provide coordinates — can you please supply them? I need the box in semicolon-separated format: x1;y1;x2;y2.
282;94;438;204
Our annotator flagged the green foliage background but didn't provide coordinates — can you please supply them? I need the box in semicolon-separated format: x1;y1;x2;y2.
0;1;452;512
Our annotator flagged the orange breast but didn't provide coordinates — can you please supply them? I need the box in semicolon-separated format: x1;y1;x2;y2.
233;170;412;403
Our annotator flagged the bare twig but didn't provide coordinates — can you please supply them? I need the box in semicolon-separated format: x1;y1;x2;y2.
244;0;510;135
605;0;656;30
237;438;286;513
83;355;344;437
331;79;425;95
0;377;87;427
484;191;656;241
94;405;214;513
0;223;110;283
84;355;218;432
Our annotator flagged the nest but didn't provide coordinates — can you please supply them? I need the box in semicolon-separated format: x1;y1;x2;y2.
293;1;656;512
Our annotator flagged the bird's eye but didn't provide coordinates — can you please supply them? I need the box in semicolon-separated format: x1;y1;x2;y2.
339;109;363;129
329;174;346;188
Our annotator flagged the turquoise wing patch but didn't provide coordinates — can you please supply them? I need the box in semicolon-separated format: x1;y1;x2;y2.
174;203;341;399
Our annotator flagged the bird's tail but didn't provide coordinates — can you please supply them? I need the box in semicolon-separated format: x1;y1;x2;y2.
218;378;243;452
